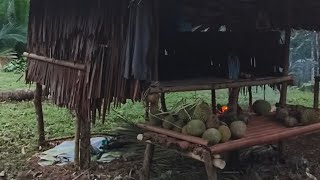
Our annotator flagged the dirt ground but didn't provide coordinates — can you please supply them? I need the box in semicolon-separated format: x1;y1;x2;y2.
13;132;320;180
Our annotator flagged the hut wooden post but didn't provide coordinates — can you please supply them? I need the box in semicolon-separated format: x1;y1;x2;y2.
79;115;91;170
279;0;292;107
314;76;320;110
211;90;217;114
248;86;253;111
203;151;218;180
228;88;240;113
140;143;155;180
74;113;81;168
34;83;45;147
160;93;167;112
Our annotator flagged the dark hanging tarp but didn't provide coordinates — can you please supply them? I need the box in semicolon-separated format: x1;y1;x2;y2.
124;0;159;81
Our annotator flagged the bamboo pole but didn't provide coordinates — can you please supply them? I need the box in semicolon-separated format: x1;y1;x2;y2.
137;124;209;146
314;77;320;110
211;90;217;114
23;52;86;71
34;83;45;147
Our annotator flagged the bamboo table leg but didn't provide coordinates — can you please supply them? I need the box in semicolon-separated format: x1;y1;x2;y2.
140;143;155;180
203;151;218;180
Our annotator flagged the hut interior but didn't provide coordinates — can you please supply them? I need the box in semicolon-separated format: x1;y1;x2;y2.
24;0;320;175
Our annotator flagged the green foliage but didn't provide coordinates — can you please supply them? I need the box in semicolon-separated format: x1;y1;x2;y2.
3;57;26;73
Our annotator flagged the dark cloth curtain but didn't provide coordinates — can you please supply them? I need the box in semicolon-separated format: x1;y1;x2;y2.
124;0;159;81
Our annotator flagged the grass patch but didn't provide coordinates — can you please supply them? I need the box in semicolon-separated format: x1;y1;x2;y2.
0;71;34;91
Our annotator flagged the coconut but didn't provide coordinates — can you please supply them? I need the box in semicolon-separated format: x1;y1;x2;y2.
252;100;271;115
186;120;206;137
284;116;298;127
223;111;238;125
172;120;185;133
276;108;289;121
230;121;247;139
193;101;211;122
218;125;231;143
202;128;222;145
176;108;191;121
206;114;220;129
162;115;176;129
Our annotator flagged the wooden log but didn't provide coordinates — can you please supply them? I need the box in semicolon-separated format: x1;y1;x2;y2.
139;143;155;180
314;77;320;110
137;124;209;146
149;76;293;93
0;90;35;102
34;83;45;147
203;151;218;180
23;52;86;71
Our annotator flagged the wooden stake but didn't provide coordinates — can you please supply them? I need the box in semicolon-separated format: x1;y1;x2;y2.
228;88;240;114
211;90;217;114
160;93;167;112
248;86;253;111
140;143;155;180
79;115;91;170
74;114;81;168
203;151;217;180
34;83;45;147
314;77;320;110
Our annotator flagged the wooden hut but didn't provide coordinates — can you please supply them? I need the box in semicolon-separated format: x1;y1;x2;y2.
24;0;320;179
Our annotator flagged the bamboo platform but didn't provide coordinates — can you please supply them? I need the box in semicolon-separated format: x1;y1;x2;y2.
149;76;293;93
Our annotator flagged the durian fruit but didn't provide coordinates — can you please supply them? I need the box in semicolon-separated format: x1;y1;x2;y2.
284;116;298;127
148;110;163;126
238;114;249;124
202;128;222;145
172;119;185;133
218;125;231;143
162;115;176;129
252;100;271;115
193;101;211;122
182;125;188;135
176;108;191;121
186;120;206;137
230;121;247;139
276;108;289;121
206;114;220;129
300;109;317;125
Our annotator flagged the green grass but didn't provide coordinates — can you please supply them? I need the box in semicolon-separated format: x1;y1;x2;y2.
0;71;34;91
0;71;317;177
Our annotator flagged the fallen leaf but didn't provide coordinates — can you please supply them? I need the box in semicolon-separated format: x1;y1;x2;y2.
21;146;26;155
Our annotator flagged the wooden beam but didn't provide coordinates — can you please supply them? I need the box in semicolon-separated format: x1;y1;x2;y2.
74;114;81;168
150;76;293;93
34;83;45;147
211;90;217;114
23;52;86;71
160;93;167;112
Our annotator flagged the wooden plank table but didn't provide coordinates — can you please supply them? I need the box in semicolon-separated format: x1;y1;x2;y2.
138;115;320;180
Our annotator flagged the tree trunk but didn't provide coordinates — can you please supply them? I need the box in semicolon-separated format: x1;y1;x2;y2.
34;83;45;147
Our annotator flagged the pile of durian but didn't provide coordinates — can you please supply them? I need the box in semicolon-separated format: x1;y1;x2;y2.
146;99;248;145
275;105;320;127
